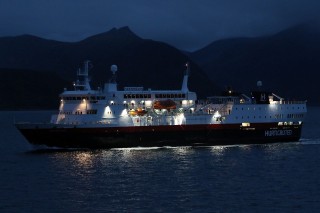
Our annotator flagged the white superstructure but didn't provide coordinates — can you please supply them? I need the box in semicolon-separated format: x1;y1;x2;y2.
50;61;306;129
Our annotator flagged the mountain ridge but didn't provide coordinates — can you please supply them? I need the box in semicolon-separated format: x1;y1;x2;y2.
190;22;320;105
0;26;217;109
1;23;319;109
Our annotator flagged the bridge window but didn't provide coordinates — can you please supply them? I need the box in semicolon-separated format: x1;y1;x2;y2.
87;109;98;114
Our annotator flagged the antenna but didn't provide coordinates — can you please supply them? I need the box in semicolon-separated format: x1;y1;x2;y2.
185;62;190;76
181;62;190;92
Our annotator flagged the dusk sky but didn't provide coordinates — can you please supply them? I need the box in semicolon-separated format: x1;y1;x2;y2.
0;0;319;50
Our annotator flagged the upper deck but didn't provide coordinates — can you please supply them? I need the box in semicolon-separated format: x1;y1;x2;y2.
53;61;307;126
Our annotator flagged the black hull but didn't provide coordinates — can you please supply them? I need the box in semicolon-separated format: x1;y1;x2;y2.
16;123;303;149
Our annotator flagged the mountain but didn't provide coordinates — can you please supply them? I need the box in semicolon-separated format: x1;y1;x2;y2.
0;27;218;109
0;69;68;109
190;22;320;105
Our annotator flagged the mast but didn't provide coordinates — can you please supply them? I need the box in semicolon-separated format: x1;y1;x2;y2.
181;62;190;92
74;60;92;91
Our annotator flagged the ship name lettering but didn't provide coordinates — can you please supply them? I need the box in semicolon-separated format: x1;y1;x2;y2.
265;130;292;137
124;87;144;91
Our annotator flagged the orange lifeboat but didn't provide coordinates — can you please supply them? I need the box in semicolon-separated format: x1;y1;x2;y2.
129;108;147;116
153;99;176;110
129;110;137;116
136;108;147;116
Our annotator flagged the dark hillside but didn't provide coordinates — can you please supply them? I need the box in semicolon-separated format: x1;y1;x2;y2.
0;27;218;109
190;22;320;104
0;69;68;109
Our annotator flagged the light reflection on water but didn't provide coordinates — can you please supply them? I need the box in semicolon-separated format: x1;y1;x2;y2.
46;142;305;169
74;152;94;168
46;142;306;185
2;143;320;212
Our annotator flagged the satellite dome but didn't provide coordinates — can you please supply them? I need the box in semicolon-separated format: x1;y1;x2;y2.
257;81;262;87
111;65;118;73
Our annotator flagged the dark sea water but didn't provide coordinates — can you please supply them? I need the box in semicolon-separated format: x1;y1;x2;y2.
1;108;320;212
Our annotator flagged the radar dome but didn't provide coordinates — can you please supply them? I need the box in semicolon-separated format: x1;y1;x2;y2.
111;65;118;73
257;81;262;87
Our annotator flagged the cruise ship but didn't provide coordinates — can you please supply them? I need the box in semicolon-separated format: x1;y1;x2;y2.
16;61;307;148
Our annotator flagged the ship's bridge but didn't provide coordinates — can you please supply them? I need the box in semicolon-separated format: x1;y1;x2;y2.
105;89;197;110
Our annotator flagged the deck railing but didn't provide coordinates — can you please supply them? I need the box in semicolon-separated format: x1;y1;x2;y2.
272;100;307;105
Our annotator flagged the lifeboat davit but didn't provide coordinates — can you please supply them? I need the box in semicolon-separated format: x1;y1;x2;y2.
153;99;176;110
